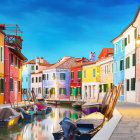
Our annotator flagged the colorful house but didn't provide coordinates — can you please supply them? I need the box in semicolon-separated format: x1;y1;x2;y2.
111;35;125;101
82;61;100;101
22;59;36;98
42;56;80;100
2;24;27;103
31;57;51;99
98;48;114;98
0;26;5;104
70;57;89;100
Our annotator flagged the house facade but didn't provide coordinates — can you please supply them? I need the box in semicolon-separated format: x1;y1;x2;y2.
31;57;51;99
2;24;27;103
0;28;5;104
112;36;125;101
22;59;36;98
42;56;80;100
82;62;100;101
70;65;82;100
98;48;114;99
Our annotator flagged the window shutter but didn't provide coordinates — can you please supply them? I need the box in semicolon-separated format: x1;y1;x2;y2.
120;60;122;71
64;88;66;94
70;87;72;95
134;29;137;39
127;79;129;91
131;78;135;91
125;38;127;46
128;57;130;68
79;71;81;78
132;53;136;66
59;88;61;94
76;87;78;95
64;73;65;80
128;35;130;44
1;47;3;62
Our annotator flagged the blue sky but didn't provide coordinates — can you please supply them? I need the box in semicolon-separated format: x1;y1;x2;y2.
0;0;139;63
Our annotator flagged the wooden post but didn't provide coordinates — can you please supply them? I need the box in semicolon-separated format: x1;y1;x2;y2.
25;91;31;106
22;89;27;109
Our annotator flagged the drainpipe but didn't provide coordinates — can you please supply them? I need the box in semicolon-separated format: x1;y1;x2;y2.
132;24;137;102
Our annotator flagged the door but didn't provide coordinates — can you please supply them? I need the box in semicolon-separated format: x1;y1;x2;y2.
14;81;17;101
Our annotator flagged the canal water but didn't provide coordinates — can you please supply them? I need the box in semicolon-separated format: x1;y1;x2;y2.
0;105;85;140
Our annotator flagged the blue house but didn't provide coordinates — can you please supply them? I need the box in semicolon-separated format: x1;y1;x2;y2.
111;37;125;101
22;59;36;98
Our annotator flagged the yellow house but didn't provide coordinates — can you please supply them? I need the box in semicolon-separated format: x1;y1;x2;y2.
82;61;100;101
0;30;5;104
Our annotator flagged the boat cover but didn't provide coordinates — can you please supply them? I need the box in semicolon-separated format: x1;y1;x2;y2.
0;108;20;120
30;104;46;111
60;117;80;139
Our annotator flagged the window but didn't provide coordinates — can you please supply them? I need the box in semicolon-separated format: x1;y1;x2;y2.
60;73;65;80
38;87;41;93
45;88;48;94
99;84;102;93
126;79;129;91
31;66;34;70
121;40;123;52
131;78;135;91
120;60;124;71
36;65;38;70
10;78;13;91
42;74;46;80
132;53;136;66
51;88;55;94
134;29;137;39
115;44;117;54
93;69;96;77
26;77;28;82
115;62;117;73
84;70;86;78
39;77;42;82
126;57;130;69
78;87;81;95
128;35;130;44
77;71;81;79
1;47;3;62
11;53;13;65
52;73;55;80
103;84;108;92
0;78;4;93
59;88;66;94
71;72;74;79
36;77;38;83
32;77;34;83
47;74;49;80
15;57;17;67
124;38;127;46
18;60;20;69
18;81;20;92
70;87;73;95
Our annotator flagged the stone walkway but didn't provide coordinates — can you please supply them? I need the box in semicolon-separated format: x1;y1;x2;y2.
110;102;140;140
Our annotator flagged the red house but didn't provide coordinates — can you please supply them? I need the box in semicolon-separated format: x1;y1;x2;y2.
70;64;82;100
1;24;27;103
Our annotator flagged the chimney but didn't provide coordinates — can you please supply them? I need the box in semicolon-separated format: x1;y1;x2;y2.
40;57;44;63
89;52;95;61
0;23;5;30
36;57;39;63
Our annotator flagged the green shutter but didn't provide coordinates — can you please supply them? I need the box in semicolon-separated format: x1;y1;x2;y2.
64;73;65;80
127;79;129;91
128;35;130;44
128;57;130;68
64;88;66;94
120;60;122;71
132;53;136;66
70;87;72;95
76;87;78;95
131;78;135;91
124;38;127;46
1;47;3;62
59;88;61;94
134;29;137;39
99;84;102;93
77;71;79;78
79;71;81;78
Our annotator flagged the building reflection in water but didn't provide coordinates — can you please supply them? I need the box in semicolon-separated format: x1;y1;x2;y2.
0;106;85;140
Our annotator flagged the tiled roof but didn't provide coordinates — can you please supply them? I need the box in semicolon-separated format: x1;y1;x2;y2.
81;60;97;66
23;59;36;65
31;71;42;74
46;56;81;69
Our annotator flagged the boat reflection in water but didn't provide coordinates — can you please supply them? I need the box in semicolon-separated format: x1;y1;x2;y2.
0;105;85;140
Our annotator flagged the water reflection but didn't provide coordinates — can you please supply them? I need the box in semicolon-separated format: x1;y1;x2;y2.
0;105;85;140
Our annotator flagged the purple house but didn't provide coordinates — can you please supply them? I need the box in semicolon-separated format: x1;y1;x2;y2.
42;56;81;99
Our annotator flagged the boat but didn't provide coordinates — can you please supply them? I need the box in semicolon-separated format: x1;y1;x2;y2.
0;108;21;128
48;101;60;105
18;108;35;119
72;102;83;109
46;106;52;115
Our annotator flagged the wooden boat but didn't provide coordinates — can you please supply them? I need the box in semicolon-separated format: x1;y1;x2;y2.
0;108;20;128
72;102;83;109
82;88;112;115
48;101;60;105
53;82;123;140
18;108;35;119
46;106;52;115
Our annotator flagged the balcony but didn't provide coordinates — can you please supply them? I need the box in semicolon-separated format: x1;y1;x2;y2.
5;35;23;49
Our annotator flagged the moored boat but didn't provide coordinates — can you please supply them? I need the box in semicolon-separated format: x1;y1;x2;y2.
72;102;83;109
0;108;21;128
